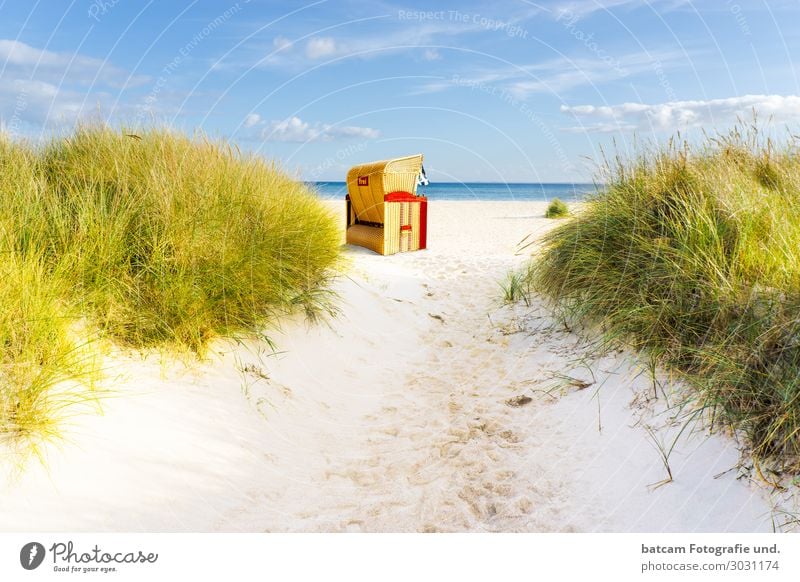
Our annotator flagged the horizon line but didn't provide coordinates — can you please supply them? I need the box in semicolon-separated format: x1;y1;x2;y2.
306;180;600;185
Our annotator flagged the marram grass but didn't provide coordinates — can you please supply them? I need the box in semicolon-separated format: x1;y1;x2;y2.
524;126;800;470
0;136;100;452
0;126;340;452
545;197;569;218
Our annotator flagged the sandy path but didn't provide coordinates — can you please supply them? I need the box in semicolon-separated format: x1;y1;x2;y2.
224;250;574;532
212;202;782;532
205;202;585;531
0;201;789;532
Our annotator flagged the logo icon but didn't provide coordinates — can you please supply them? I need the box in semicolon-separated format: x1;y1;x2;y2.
357;175;369;186
20;542;46;570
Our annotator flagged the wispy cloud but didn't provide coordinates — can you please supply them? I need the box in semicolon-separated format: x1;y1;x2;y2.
243;112;262;128
0;79;81;127
250;10;537;70
422;48;442;61
413;49;685;98
505;56;636;97
550;0;691;19
272;36;292;51
305;37;338;59
262;23;449;67
244;115;380;142
0;39;148;132
560;94;800;132
0;39;149;88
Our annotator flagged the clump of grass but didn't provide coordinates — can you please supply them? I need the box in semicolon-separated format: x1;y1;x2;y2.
545;198;569;218
0;125;340;453
0;250;97;444
500;272;531;306
41;125;341;352
523;125;800;470
0;136;101;451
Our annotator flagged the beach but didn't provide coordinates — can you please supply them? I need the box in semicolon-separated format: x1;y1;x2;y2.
0;200;787;532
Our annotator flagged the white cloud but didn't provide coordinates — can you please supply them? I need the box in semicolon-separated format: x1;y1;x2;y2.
265;116;312;141
305;37;337;60
0;39;150;133
247;115;379;142
0;39;95;70
273;36;292;51
0;78;104;133
423;48;441;61
243;113;262;128
0;39;149;88
560;94;800;132
328;124;381;139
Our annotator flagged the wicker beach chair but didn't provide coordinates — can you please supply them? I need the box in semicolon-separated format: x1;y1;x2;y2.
345;154;428;255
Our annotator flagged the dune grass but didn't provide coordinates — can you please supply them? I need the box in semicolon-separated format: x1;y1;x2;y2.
500;271;531;306
545;197;569;218
0;136;100;450
523;125;800;470
0;126;340;451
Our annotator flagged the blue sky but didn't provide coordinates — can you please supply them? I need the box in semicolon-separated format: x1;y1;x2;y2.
1;0;799;182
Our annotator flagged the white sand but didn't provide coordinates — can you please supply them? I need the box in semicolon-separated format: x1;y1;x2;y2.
0;200;793;532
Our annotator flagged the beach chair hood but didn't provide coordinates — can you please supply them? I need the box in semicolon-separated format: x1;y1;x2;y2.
346;154;423;224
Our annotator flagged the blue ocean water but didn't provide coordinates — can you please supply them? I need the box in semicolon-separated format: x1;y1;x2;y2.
307;181;596;201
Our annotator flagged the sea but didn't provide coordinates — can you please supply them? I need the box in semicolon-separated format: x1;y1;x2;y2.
308;182;597;202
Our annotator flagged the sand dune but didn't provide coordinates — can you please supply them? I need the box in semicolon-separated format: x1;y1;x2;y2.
0;201;791;532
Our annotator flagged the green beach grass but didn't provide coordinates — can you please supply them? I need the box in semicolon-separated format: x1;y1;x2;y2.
0;126;340;451
545;198;569;218
523;126;800;471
